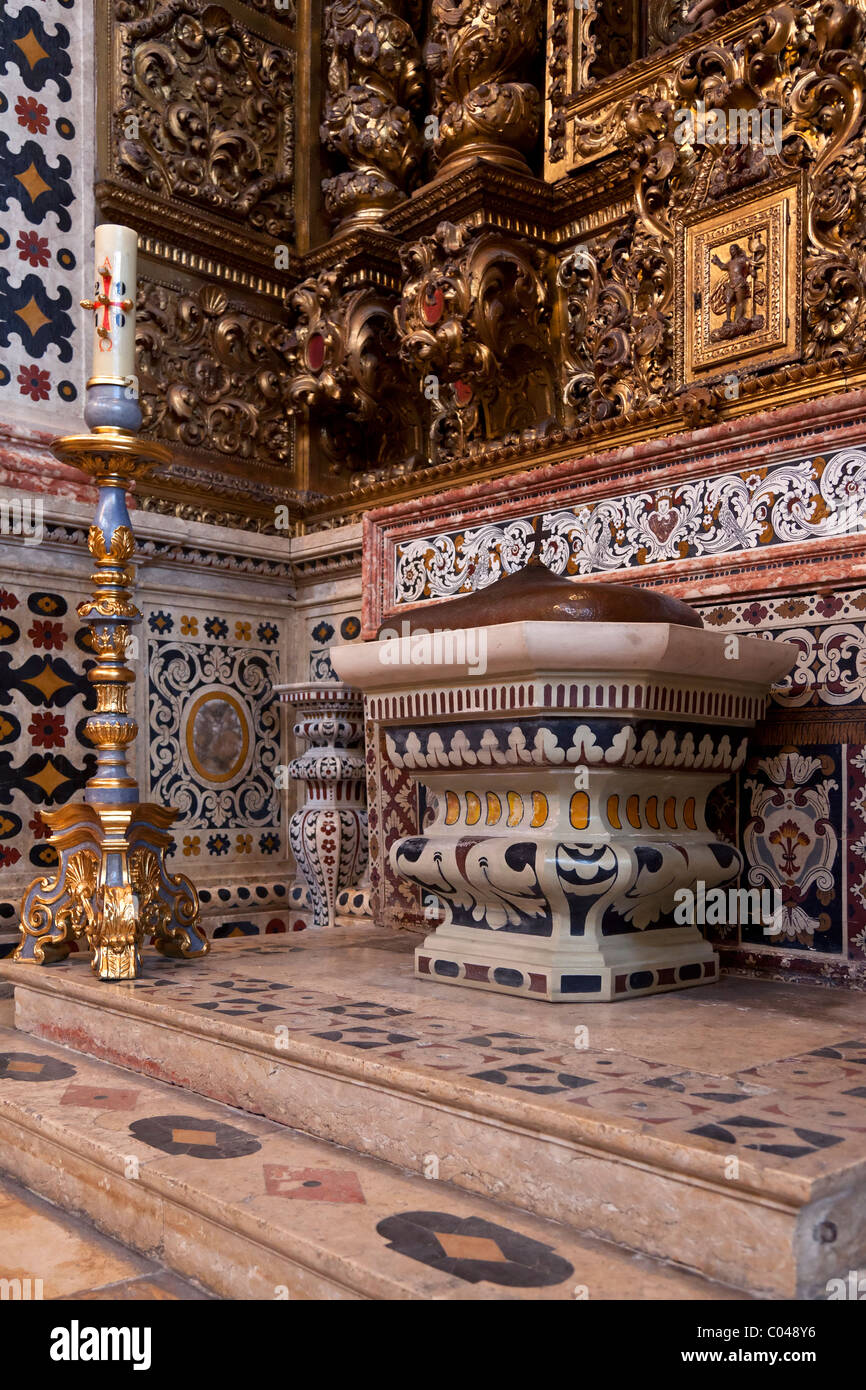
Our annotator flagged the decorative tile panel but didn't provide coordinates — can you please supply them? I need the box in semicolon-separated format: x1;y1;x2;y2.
0;582;94;887
0;526;294;939
392;448;866;607
146;605;284;865
308;611;361;682
0;0;89;425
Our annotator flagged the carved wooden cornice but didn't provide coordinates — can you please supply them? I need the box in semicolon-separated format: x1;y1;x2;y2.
95;183;301;293
297;227;404;293
383;162;564;242
300;347;866;526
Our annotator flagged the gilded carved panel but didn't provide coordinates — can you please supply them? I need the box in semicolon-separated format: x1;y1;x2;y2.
95;0;297;513
80;0;866;519
106;0;295;245
136;272;294;469
548;0;866;435
678;176;803;385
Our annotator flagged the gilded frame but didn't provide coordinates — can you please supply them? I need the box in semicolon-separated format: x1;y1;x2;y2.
675;173;804;390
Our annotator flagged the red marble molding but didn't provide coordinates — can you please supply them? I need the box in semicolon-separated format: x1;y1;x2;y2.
0;421;98;507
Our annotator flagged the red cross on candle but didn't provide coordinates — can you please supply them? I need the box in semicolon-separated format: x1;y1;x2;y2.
81;257;134;352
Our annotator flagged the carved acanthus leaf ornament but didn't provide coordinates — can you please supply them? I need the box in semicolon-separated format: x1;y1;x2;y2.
320;0;423;226
284;267;423;482
396;220;557;460
115;0;295;238
425;0;544;174
136;280;294;466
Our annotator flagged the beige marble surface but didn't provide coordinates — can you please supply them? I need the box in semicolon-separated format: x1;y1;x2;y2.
0;1023;746;1300
0;1171;211;1299
8;928;864;1068
5;932;866;1195
332;620;795;690
4;930;865;1296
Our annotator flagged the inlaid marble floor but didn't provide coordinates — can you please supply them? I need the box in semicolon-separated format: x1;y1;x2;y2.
13;926;866;1177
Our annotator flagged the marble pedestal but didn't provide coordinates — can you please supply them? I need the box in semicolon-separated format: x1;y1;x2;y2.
276;681;368;929
333;621;796;1002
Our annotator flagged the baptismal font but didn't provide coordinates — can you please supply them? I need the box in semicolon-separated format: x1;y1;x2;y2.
334;555;797;1002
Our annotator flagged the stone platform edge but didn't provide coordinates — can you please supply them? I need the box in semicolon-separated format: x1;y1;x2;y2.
0;959;832;1210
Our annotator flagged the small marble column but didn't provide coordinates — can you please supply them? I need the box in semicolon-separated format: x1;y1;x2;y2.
277;681;369;929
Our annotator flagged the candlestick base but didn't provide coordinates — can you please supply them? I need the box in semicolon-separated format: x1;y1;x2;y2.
15;803;208;982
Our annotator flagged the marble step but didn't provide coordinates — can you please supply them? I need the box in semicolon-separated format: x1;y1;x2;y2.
3;930;866;1298
0;930;17;996
0;1025;743;1302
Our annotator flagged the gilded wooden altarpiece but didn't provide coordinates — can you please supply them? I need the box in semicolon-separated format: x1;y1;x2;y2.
90;0;866;529
95;0;302;528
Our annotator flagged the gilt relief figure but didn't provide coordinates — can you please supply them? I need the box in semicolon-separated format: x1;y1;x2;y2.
708;237;766;342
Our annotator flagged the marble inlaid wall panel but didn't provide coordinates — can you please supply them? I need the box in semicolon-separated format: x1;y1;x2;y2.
387;449;866;608
0;561;94;945
0;0;92;433
307;611;362;683
696;589;866;986
365;719;421;932
144;597;285;872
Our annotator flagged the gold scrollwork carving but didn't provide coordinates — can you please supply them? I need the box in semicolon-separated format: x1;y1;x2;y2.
136;279;294;466
285;264;424;479
14;850;99;966
320;0;423;227
558;220;674;423
77;597;141;620
114;0;294;239
555;0;866;422
395;220;557;460
425;0;543;175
